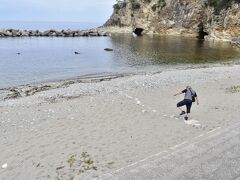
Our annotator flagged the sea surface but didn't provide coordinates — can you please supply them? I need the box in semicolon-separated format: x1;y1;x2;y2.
0;23;240;88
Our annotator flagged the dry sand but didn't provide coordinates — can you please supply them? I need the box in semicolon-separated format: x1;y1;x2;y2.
1;65;240;180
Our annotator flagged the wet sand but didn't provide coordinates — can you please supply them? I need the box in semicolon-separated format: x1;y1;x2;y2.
1;65;240;179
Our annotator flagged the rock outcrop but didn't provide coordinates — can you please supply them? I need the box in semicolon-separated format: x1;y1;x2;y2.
0;29;109;37
105;0;240;42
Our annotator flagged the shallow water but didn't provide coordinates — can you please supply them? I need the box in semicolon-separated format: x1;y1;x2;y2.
0;34;239;88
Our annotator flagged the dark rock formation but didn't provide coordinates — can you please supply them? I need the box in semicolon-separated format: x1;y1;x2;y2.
0;29;110;38
104;48;114;51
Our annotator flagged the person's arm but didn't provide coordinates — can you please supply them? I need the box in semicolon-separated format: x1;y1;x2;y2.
174;89;186;96
173;92;182;96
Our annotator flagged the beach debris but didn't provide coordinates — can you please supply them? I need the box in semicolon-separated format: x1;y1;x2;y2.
4;89;22;100
74;51;80;55
25;85;52;96
104;48;113;51
56;166;65;170
1;163;8;169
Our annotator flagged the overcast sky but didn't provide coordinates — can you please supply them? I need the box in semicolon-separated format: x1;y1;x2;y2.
0;0;116;23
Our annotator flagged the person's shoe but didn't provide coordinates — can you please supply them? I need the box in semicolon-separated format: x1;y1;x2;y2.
184;116;188;120
180;111;186;115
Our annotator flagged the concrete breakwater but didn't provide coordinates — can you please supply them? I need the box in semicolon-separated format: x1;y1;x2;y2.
0;29;110;37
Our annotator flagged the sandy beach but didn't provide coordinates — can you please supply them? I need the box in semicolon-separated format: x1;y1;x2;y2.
1;64;240;180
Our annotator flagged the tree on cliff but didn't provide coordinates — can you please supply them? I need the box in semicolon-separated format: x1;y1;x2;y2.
208;0;240;14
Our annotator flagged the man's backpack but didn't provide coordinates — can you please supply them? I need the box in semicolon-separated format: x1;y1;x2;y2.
189;89;196;102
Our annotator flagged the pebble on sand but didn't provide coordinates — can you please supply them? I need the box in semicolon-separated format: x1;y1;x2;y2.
2;163;8;169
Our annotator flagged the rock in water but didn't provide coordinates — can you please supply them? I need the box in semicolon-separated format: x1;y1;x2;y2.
104;48;113;51
132;32;137;37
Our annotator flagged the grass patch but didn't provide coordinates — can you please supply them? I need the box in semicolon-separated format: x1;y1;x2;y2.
67;155;77;167
226;85;240;93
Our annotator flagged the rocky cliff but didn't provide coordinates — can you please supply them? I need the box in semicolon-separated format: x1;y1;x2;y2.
104;0;240;43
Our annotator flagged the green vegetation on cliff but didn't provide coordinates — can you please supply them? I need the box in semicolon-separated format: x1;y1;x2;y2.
113;0;141;11
130;0;141;10
113;0;127;13
208;0;240;14
151;0;166;12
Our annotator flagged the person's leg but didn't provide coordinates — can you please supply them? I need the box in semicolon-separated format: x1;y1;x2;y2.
185;101;192;120
177;100;186;115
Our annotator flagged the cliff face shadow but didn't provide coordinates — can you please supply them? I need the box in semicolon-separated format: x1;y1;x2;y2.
133;28;144;36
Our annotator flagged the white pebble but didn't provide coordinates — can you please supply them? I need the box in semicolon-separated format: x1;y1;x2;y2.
136;101;141;105
2;163;7;169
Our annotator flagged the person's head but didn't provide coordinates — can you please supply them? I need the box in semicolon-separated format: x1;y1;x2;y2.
186;85;191;89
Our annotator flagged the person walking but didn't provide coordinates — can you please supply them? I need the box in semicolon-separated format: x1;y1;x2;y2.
174;86;199;120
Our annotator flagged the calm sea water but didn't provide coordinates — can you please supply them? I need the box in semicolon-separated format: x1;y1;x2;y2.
0;34;240;88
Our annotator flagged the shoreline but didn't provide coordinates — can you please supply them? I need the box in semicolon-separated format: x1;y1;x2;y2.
98;26;240;48
1;26;239;48
0;62;239;102
1;63;240;106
